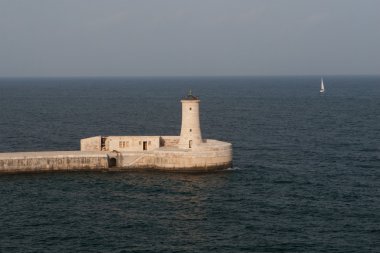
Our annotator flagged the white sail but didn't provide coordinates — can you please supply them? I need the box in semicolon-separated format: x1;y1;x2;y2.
320;78;325;93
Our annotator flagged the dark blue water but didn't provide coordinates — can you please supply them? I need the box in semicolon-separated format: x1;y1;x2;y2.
0;76;379;252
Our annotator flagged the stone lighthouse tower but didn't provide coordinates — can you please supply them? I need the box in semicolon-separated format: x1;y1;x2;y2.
178;91;203;149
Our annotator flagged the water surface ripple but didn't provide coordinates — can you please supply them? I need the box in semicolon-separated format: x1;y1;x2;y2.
0;76;379;252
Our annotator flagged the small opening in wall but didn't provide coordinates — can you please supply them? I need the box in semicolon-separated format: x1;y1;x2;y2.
143;141;148;150
189;107;192;110
189;129;192;132
109;158;117;168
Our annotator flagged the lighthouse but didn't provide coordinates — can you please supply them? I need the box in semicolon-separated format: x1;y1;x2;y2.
178;91;203;149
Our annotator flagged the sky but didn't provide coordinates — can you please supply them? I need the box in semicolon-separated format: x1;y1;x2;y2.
0;0;379;77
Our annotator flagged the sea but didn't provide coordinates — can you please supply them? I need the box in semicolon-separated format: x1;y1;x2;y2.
0;76;379;252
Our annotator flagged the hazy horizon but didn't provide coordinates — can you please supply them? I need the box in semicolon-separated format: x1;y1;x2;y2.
2;74;380;78
1;0;379;77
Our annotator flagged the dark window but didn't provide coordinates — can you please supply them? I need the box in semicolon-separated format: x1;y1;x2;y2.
143;141;148;150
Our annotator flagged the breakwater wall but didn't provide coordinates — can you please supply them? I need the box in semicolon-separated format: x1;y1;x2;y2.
117;141;233;171
0;140;232;174
0;151;109;173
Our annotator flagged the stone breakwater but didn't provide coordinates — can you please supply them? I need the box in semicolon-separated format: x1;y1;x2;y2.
0;140;232;174
0;93;233;174
0;151;109;174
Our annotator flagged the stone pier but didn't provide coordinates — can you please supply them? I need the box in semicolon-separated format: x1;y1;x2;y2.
0;92;233;174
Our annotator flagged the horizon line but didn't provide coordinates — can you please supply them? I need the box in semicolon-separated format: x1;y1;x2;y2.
1;74;380;79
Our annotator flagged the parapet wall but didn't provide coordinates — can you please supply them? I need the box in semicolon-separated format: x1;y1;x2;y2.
80;137;101;151
160;136;180;147
0;151;109;173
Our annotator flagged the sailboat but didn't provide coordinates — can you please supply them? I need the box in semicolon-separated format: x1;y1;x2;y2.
320;78;325;93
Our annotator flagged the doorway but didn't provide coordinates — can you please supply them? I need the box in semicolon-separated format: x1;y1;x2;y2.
189;140;192;148
143;141;147;150
109;157;117;168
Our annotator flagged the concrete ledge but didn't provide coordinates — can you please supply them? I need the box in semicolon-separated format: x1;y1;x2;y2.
0;151;109;174
109;162;233;173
